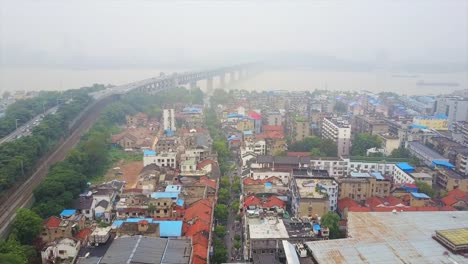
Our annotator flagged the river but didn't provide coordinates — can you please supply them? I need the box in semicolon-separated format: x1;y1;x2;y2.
0;67;467;95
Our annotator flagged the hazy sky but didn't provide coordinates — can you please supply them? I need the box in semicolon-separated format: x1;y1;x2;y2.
0;0;467;69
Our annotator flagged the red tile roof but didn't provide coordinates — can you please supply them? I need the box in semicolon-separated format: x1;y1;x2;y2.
338;197;359;212
382;195;405;206
287;152;311;157
44;216;62;228
348;206;371;212
248;111;262;120
192;244;208;261
198;176;217;189
197;159;217;170
366;197;383;208
184;220;210;237
448;188;466;199
74;228;93;241
256;131;285;140
193;255;208;264
441;196;459;206
192;232;209;248
244;195;285;209
262;125;284;132
243;176;281;185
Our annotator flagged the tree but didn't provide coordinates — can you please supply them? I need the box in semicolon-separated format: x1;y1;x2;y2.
0;237;28;264
214;225;227;238
214;204;228;223
390;147;411;158
289;136;321;152
11;209;42;245
233;240;241;250
321;212;340;239
218;188;230;204
415;181;435;198
351;133;382;156
333;101;347;113
220;176;231;189
231;201;240;213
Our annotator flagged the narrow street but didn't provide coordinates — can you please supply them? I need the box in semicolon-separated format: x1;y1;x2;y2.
224;154;243;262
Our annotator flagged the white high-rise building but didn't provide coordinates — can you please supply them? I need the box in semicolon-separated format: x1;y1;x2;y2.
163;109;176;131
321;118;351;157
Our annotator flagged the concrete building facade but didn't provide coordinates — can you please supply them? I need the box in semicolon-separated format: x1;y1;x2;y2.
321;118;351;157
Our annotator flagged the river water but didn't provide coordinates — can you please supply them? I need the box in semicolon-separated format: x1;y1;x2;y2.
1;67;467;95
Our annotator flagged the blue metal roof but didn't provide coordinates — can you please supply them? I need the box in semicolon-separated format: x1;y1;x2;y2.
60;209;76;217
396;162;415;172
165;129;174;136
243;130;253;135
370;172;385;180
410;124;428;129
264;182;273;187
432;160;455;168
111;218;182;237
410;192;430;199
176;198;184;207
313;224;321;231
150;192;179;199
144;150;156;156
350;172;370;178
227;113;243;118
153;220;183;237
165;185;181;193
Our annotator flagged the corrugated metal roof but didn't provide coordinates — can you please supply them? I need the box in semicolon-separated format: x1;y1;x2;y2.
99;236;191;264
305;211;468;264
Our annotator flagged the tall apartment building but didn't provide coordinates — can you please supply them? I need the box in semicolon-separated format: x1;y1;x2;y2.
291;116;310;142
434;96;468;127
321;118;351;157
163;109;176;131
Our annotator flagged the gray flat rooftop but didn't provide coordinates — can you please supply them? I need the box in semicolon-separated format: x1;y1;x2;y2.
99;236;191;264
305;211;468;264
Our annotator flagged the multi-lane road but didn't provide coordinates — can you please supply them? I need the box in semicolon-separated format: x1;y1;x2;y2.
0;106;58;145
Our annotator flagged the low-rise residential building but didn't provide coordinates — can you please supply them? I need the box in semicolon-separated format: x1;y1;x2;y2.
393;162;417;184
309;157;349;177
348;158;397;176
249;169;291;185
143;151;177;169
378;133;400;156
337;172;391;202
406;141;450;167
290;177;338;217
353;115;389;136
155;136;179;153
321;117;351;157
41;238;81;264
435;167;468;192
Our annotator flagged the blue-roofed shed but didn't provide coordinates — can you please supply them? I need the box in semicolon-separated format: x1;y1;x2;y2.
150;192;179;199
264;182;273;187
111;218;183;237
396;163;415;172
410;124;428;129
165;185;181;193
243;130;253;135
153;220;183;237
165;129;174;136
432;160;455;169
176;198;184;207
410;192;431;199
350;172;370;178
144;150;156;156
60;209;76;217
370;172;385;180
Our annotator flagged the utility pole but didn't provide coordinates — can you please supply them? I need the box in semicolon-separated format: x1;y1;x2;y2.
15;118;19;130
